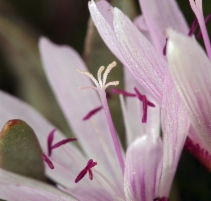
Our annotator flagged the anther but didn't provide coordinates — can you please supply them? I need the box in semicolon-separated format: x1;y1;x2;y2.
83;106;103;121
42;153;54;169
47;129;77;156
163;38;168;56
75;159;97;183
111;88;136;97
134;87;155;123
77;61;119;91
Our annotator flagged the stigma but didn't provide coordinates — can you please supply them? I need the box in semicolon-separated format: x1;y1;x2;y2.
76;61;119;91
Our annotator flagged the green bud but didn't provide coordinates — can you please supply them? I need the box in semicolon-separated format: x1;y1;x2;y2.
0;119;45;181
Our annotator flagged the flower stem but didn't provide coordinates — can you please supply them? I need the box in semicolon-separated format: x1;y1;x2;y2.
99;90;124;174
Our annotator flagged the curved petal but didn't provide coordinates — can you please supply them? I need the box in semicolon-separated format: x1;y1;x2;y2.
124;135;162;201
159;73;189;197
139;0;188;54
134;15;152;43
89;0;167;104
166;28;211;153
39;38;123;193
0;169;75;201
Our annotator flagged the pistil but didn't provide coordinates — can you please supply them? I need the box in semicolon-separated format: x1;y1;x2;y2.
77;61;125;174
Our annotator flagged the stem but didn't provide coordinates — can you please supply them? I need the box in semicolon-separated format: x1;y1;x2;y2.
99;90;124;174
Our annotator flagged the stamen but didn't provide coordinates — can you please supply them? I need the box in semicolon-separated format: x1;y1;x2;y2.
142;95;148;123
188;17;199;36
47;129;56;156
197;14;211;39
134;87;155;123
47;129;77;156
163;38;168;56
42;153;54;169
83;106;103;120
51;138;77;150
185;137;211;172
111;88;136;97
75;159;97;183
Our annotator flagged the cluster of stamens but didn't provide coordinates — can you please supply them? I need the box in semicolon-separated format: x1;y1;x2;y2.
76;61;119;91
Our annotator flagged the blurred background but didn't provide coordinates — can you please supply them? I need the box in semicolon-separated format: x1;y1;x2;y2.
0;0;211;200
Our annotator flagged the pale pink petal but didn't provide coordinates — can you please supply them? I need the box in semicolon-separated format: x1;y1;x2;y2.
124;135;162;201
0;169;75;201
39;38;123;193
89;0;167;104
159;73;189;197
139;0;188;54
113;7;167;104
134;15;152;43
166;28;211;154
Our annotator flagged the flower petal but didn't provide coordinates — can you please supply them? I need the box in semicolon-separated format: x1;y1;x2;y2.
0;168;75;201
124;135;162;201
166;28;211;153
159;73;189;197
89;0;167;103
138;0;188;54
134;15;152;43
39;38;124;193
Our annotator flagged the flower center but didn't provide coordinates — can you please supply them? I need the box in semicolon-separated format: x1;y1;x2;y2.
75;159;97;183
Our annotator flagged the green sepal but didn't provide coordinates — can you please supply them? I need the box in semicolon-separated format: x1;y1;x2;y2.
0;119;45;181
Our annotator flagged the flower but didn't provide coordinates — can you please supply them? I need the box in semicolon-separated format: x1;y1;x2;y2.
0;0;209;200
0;38;165;201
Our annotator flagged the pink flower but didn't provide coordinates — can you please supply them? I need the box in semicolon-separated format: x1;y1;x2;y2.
0;0;209;200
